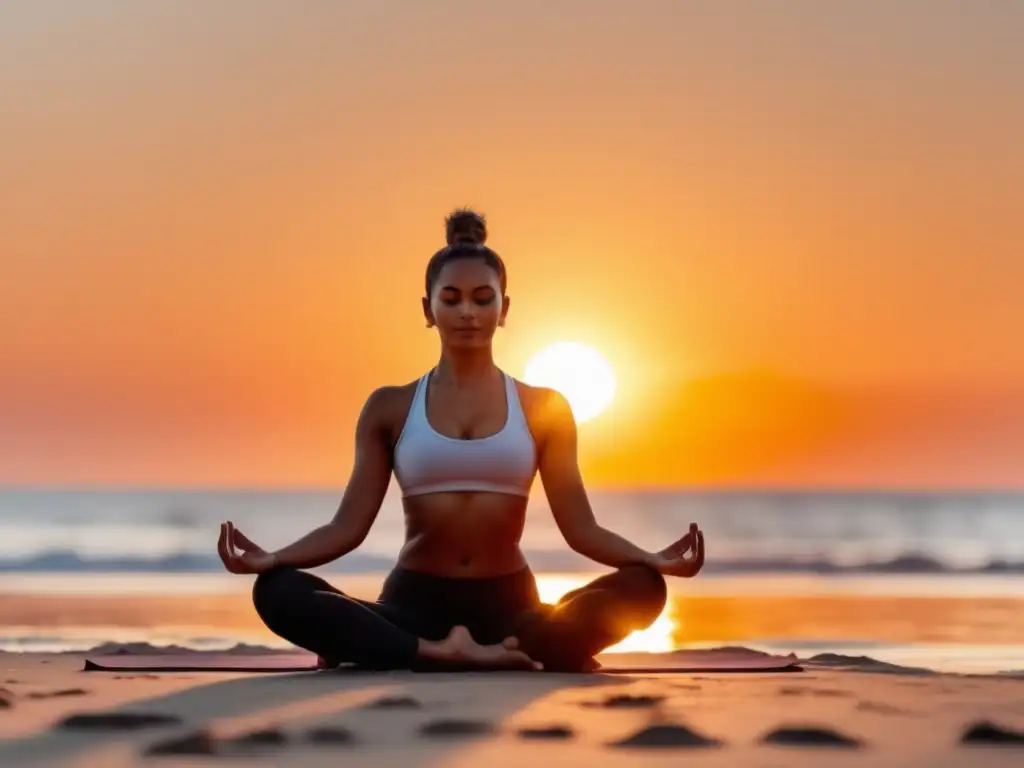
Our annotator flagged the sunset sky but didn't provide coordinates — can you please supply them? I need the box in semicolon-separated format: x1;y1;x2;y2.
2;1;1022;489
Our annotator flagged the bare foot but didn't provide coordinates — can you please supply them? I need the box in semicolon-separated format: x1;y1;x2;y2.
420;627;542;671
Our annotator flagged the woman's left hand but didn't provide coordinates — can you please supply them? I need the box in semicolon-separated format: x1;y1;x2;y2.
217;521;278;575
651;523;705;578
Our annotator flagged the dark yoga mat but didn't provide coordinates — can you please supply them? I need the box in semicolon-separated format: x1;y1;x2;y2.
83;649;802;674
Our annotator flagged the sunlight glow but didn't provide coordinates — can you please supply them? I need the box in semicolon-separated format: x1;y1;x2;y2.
523;342;617;423
535;575;677;654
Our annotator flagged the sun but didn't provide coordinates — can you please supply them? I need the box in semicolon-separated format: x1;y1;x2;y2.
535;576;677;653
523;342;617;423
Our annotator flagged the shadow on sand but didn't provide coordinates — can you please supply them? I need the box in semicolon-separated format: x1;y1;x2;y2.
0;669;622;765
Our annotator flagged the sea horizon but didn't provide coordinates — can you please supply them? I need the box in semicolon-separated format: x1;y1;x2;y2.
2;486;1021;672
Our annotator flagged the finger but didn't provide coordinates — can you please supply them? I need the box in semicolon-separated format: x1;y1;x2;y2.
217;523;231;563
501;637;519;650
221;523;247;574
226;521;238;557
670;532;693;557
232;528;260;553
681;535;695;557
682;532;703;577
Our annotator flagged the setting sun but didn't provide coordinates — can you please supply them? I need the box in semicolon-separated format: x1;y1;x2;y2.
523;342;617;424
535;575;677;653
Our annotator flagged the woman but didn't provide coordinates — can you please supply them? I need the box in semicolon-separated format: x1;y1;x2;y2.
217;239;705;672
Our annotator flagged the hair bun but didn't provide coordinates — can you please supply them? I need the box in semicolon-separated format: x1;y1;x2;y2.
445;208;488;245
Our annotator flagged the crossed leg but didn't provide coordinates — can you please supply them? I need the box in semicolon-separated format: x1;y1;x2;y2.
252;567;430;669
513;564;668;672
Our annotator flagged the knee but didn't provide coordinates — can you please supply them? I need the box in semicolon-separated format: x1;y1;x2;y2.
251;566;299;621
617;564;667;624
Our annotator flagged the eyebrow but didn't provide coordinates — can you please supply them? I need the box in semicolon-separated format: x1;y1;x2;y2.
440;285;495;293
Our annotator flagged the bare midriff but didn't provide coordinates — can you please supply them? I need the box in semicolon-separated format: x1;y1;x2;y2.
397;492;530;577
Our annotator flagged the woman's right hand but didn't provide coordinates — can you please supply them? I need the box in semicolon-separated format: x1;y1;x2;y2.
217;521;278;574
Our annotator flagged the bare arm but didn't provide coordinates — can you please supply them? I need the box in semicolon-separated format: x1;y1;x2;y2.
535;389;660;570
270;388;396;569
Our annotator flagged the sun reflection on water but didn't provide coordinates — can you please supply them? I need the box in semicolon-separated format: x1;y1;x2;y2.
534;574;677;653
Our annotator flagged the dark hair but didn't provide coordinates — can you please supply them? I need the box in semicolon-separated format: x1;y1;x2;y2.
445;208;487;244
425;242;507;296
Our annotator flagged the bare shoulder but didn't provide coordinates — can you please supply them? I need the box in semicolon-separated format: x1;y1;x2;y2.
364;381;418;413
360;380;420;439
513;379;575;437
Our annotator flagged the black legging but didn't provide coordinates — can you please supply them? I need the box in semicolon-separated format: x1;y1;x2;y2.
252;563;667;672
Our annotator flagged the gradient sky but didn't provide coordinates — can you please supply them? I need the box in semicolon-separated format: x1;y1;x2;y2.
2;1;1022;488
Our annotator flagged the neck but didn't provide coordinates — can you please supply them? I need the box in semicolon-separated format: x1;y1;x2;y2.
435;347;498;387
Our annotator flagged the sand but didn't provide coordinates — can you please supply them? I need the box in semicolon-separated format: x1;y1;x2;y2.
1;650;1023;767
2;580;1022;765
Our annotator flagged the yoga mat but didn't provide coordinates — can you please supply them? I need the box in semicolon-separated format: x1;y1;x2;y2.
83;650;802;674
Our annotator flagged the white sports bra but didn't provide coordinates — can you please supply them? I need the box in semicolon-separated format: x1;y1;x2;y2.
393;370;537;498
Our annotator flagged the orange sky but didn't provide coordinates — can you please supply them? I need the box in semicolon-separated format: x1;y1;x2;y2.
2;2;1023;489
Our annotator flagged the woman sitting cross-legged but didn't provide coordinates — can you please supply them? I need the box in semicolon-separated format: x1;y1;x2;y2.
216;222;705;672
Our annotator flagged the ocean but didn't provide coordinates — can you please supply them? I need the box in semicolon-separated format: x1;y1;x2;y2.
1;487;1022;576
1;488;1022;672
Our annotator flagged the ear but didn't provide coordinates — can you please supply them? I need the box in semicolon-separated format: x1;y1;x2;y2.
422;296;435;328
498;294;511;327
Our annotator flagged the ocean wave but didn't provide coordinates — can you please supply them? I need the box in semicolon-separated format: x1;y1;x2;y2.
0;550;397;573
0;549;1022;575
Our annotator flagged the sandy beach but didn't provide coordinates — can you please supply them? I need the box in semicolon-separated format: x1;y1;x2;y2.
0;646;1022;767
1;573;1023;764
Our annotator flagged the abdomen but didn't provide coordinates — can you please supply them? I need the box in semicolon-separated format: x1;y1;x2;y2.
398;493;530;577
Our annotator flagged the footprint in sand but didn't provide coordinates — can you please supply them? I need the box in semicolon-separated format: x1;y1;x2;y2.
760;725;863;748
584;693;665;709
610;723;723;749
517;725;575;740
144;727;291;757
58;712;183;731
364;695;422;709
419;719;495;737
27;688;89;700
960;721;1024;746
232;728;289;746
144;731;218;756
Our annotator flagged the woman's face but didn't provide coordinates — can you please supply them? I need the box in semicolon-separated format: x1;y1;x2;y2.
423;258;508;349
